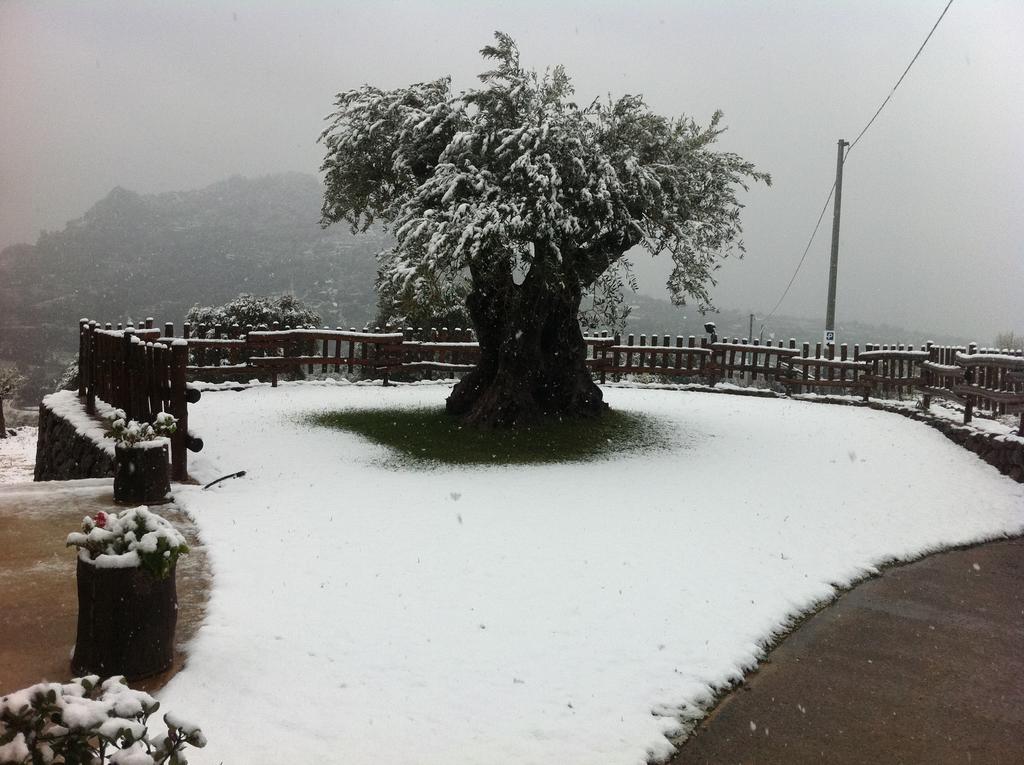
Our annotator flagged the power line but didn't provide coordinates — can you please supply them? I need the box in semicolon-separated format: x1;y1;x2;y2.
847;0;955;156
761;181;835;330
758;0;955;332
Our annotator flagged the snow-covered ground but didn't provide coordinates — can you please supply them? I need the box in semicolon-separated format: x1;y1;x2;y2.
160;383;1024;764
0;427;37;484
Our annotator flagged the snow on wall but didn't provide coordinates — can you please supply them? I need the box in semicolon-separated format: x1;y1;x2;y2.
34;391;116;481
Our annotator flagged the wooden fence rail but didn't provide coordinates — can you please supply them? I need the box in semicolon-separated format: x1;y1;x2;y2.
242;329;406;385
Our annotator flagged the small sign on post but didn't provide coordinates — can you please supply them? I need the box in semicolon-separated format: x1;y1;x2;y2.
824;330;836;346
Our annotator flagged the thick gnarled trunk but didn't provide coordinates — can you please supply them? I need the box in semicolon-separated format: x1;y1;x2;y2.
447;272;605;427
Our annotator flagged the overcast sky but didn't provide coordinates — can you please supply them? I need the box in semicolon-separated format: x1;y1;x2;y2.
2;0;1021;340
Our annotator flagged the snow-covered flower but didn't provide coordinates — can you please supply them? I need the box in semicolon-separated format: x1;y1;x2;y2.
67;506;188;580
105;412;177;448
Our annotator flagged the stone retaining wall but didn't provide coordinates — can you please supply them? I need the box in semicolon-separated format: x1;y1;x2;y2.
34;400;114;481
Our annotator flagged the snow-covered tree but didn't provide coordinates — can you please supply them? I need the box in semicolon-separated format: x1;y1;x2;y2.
994;330;1023;351
0;365;25;438
320;32;769;426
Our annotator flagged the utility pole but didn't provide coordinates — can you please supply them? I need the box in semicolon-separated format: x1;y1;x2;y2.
748;313;754;343
824;139;849;348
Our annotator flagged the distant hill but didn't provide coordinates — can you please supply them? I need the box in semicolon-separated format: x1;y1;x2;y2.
0;173;386;399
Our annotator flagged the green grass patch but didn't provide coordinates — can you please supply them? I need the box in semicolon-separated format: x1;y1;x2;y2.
306;406;671;466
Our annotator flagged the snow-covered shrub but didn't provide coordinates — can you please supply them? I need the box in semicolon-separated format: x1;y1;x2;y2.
0;365;26;438
67;506;188;580
0;675;206;765
186;293;321;330
106;410;177;447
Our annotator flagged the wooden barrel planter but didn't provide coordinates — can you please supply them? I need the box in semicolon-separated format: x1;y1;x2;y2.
71;556;178;680
114;442;171;505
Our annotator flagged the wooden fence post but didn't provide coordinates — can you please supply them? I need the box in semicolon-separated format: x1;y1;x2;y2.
962;344;977;424
600;331;609;384
922;342;934;410
127;334;143;421
120;330;134;418
78;319;89;398
86;323;99;414
381;335;392;387
170;342;188;481
612;334;621;380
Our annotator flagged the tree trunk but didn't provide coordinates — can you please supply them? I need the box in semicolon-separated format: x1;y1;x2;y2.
0;396;6;438
447;269;606;427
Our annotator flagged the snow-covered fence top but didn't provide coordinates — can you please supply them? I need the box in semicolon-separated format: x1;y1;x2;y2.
857;349;930;361
94;326;162;342
955;352;1024;369
247;329;406;343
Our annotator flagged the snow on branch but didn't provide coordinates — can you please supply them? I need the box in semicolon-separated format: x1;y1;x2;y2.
320;31;769;312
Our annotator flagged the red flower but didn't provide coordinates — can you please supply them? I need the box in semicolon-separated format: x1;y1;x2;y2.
95;511;108;529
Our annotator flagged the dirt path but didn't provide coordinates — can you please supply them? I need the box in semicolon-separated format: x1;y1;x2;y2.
0;479;210;695
670;537;1024;764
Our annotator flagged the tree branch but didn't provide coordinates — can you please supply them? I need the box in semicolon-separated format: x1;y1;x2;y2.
571;228;643;287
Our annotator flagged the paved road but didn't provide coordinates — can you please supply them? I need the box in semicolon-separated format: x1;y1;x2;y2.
671;537;1024;765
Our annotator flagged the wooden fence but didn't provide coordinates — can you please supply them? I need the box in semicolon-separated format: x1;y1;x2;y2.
918;350;1024;434
77;319;1024;470
78;319;200;480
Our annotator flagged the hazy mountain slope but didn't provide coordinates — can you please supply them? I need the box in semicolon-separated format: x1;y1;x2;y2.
0;173;385;397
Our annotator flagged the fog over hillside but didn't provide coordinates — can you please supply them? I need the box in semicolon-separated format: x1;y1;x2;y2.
622;294;972;350
0;173;385;397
